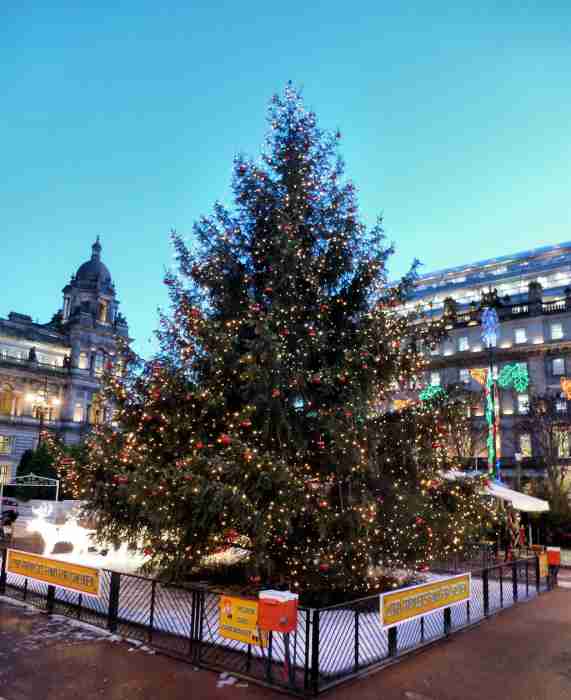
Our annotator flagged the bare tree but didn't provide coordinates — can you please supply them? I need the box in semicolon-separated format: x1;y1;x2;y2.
519;392;571;513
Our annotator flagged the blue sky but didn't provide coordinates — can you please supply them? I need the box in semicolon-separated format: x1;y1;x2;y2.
2;2;570;355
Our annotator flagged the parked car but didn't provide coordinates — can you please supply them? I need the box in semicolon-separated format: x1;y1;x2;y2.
1;497;19;517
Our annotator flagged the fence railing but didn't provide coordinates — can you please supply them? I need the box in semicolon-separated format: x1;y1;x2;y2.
0;548;555;695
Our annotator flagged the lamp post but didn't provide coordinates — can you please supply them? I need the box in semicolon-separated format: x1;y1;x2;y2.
481;303;501;480
25;377;61;447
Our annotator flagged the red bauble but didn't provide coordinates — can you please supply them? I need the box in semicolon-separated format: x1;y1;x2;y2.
114;475;129;485
184;475;193;482
319;563;330;572
251;303;261;313
311;374;321;384
190;307;202;320
272;388;281;398
415;516;425;526
143;547;154;557
240;419;252;428
279;328;290;337
264;287;273;294
195;441;204;449
249;575;261;584
345;411;353;418
218;434;232;446
308;328;317;337
275;536;284;545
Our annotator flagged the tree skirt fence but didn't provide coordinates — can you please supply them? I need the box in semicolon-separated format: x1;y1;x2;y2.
0;550;553;695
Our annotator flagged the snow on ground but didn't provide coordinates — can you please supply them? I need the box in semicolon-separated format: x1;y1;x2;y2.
4;561;540;677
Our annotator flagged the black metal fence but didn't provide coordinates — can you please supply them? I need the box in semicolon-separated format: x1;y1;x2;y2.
0;549;554;695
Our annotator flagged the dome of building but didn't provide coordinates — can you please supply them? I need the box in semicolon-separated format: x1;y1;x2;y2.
75;237;112;285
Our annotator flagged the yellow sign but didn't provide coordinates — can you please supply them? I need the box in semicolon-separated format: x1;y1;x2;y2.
380;573;471;629
219;595;267;646
6;549;100;598
538;552;549;579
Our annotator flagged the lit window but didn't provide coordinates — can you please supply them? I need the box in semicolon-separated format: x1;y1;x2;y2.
0;464;12;482
459;369;470;384
430;344;440;356
0;387;14;416
556;399;567;413
0;435;13;455
551;322;564;340
78;352;89;370
553;358;565;376
517;394;529;414
430;371;441;387
519;434;532;457
73;403;84;423
515;328;527;344
94;353;104;375
458;336;469;352
556;428;570;458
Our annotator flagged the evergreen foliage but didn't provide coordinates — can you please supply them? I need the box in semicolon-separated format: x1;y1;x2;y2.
68;85;493;593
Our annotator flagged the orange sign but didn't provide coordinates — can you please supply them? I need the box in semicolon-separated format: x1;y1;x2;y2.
219;595;267;646
380;574;471;629
6;549;100;597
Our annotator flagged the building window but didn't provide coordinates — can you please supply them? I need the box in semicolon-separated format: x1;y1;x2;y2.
429;371;441;387
0;435;13;455
94;353;105;376
459;368;470;384
515;328;527;344
551;322;564;340
63;296;71;320
553;358;565;376
556;398;567;413
98;301;108;323
73;403;84;423
519;434;532;457
0;464;12;483
458;336;469;352
517;394;529;415
430;344;440;356
0;387;14;416
78;352;89;370
556;428;570;458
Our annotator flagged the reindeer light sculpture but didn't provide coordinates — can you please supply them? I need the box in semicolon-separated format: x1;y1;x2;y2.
28;503;95;556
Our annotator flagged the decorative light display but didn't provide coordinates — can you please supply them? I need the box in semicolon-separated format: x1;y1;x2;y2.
481;307;499;348
469;368;487;386
47;85;496;593
560;377;571;400
497;363;529;393
419;386;447;402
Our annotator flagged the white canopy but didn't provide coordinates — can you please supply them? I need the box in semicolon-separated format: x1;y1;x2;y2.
484;481;549;513
441;470;550;513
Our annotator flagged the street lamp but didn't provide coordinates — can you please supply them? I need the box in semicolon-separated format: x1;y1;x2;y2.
25;378;61;446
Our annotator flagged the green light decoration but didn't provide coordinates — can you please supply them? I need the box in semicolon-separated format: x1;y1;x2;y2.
497;363;530;393
419;386;447;402
484;370;496;470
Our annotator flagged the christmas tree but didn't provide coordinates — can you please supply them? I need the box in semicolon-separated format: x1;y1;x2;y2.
78;85;493;593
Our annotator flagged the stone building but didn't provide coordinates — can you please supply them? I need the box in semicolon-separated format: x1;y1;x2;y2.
0;238;128;479
406;241;571;484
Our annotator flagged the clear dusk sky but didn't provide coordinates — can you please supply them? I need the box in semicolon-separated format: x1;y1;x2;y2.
2;2;570;356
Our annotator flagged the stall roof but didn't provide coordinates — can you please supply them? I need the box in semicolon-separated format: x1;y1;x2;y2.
441;471;550;513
